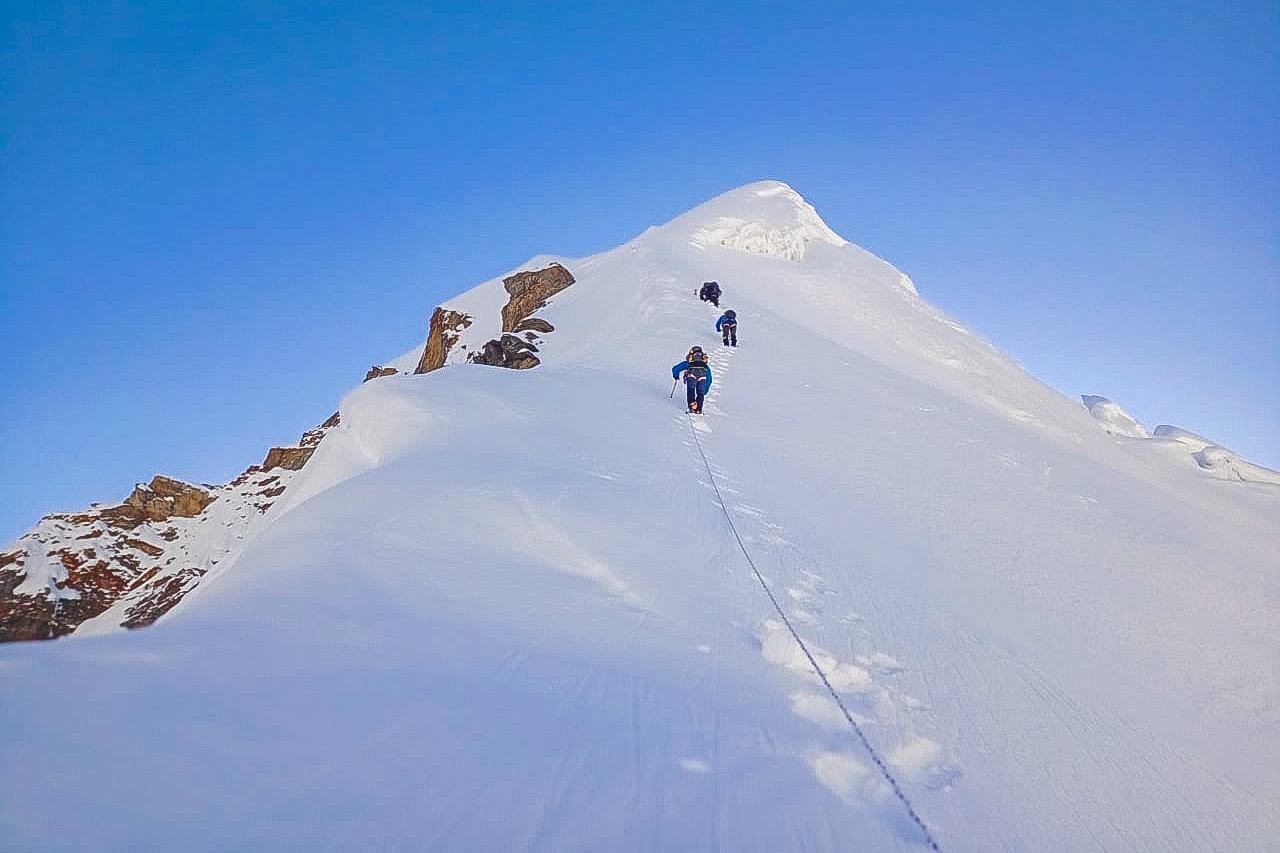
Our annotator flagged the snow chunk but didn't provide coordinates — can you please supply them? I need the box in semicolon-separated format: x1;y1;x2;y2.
1192;446;1280;485
790;691;855;729
888;738;963;790
758;619;873;691
809;750;874;800
1082;395;1149;438
1149;426;1280;484
1151;425;1216;452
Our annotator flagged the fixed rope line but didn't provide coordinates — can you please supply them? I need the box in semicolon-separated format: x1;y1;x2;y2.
686;415;944;852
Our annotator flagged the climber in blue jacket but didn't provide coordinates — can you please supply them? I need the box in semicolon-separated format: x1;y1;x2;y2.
672;346;713;414
716;309;738;346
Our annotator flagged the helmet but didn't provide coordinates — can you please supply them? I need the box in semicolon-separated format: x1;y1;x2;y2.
690;345;703;353
725;310;735;318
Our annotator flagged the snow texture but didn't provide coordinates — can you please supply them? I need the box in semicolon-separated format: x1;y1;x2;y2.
2;181;1277;852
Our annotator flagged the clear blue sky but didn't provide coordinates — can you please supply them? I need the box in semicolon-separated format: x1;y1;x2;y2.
3;1;1276;542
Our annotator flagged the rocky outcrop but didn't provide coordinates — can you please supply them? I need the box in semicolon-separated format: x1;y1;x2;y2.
99;476;214;528
1;412;341;643
364;366;398;382
262;446;316;471
415;307;473;374
470;334;542;370
462;264;575;370
500;264;575;332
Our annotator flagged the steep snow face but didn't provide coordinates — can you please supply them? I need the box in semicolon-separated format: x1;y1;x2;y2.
2;182;1277;853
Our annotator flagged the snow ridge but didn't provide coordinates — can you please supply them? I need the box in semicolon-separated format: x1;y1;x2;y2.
1;179;1276;853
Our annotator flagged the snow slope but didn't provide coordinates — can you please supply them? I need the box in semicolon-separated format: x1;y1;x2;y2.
2;181;1277;852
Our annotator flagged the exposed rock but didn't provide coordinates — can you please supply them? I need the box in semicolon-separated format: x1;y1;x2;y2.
301;412;339;448
101;477;214;527
364;366;398;382
262;446;316;471
0;546;119;642
471;334;541;370
121;566;207;629
152;476;215;517
122;538;165;558
514;317;555;334
500;264;575;332
415;307;473;374
2;409;342;643
0;554;58;640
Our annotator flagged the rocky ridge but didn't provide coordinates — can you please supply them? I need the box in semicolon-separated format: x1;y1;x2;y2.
0;413;342;642
415;263;575;373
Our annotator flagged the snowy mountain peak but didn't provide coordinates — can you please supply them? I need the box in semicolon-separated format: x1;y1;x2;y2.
3;180;1278;853
670;180;850;262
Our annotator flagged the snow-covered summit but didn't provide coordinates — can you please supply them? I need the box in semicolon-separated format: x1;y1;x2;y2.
670;180;851;262
2;181;1277;852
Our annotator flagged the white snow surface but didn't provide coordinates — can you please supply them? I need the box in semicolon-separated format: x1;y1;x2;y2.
1081;394;1150;438
3;182;1278;852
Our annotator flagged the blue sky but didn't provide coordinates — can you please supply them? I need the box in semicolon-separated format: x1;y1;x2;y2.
2;0;1276;542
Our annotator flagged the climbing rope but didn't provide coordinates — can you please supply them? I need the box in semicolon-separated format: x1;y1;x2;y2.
686;414;944;852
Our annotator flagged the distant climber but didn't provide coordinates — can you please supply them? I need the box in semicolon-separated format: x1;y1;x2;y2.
716;310;737;347
698;281;721;307
672;346;713;414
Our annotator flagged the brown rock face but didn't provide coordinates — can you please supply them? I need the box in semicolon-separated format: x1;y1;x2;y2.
500;264;575;332
470;334;542;370
514;317;555;334
0;548;120;642
262;446;316;471
101;477;215;527
364;366;398;382
415;307;473;374
0;551;55;642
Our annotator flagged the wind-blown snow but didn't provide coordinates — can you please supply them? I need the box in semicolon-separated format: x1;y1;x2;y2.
1081;394;1150;438
2;181;1277;852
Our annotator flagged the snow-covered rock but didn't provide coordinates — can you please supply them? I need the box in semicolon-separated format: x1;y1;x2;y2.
0;415;340;640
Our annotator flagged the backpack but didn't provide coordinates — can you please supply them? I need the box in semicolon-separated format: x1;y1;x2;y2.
685;347;708;381
722;311;737;327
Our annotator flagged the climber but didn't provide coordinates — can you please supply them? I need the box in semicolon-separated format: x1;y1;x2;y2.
698;281;721;307
716;309;738;347
671;346;713;414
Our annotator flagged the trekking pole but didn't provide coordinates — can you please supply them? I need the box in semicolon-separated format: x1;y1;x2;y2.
669;378;678;398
